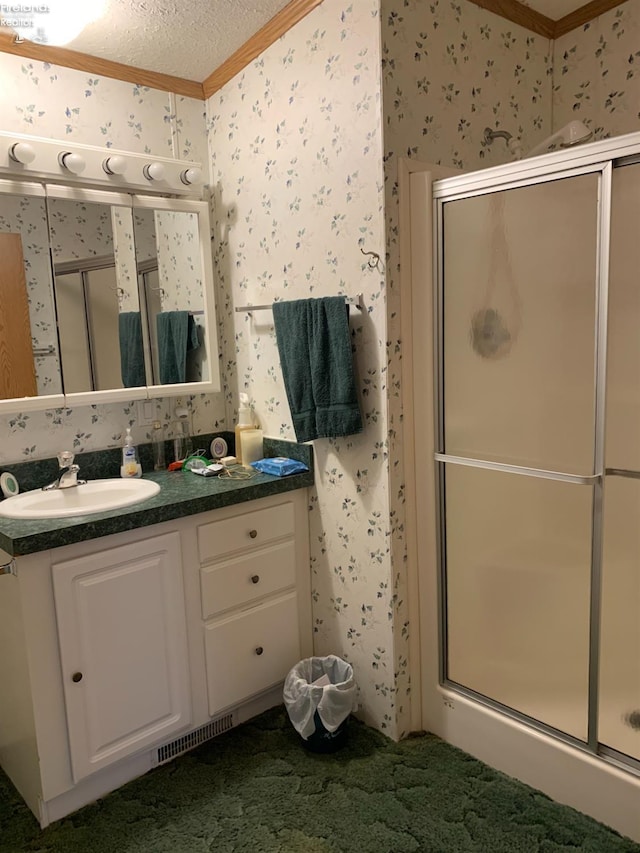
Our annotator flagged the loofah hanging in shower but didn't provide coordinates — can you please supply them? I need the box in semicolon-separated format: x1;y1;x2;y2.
469;192;522;360
624;710;640;731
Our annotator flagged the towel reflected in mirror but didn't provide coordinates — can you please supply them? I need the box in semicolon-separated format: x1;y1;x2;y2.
156;311;200;385
118;312;146;388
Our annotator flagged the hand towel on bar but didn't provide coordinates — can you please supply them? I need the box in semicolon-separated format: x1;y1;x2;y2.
118;311;146;387
272;296;363;442
156;311;200;384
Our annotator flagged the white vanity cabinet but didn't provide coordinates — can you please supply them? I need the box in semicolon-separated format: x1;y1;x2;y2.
0;489;311;828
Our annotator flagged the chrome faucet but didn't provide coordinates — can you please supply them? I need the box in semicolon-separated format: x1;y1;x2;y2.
42;451;86;491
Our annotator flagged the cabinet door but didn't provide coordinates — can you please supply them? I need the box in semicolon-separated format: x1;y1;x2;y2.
52;532;191;782
204;593;300;716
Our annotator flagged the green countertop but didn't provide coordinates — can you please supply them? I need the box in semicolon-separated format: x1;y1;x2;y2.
0;465;314;558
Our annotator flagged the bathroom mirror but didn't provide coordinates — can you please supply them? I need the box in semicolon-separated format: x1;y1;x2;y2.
132;197;212;394
0;179;219;413
47;188;143;400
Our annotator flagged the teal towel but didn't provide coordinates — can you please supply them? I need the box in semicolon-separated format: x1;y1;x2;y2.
118;312;146;387
156;311;200;384
272;297;363;442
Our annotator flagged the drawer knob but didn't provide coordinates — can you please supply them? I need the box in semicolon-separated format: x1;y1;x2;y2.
72;672;83;683
249;529;258;539
255;646;264;656
251;574;260;584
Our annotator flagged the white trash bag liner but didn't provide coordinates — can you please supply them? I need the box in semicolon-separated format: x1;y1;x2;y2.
283;654;356;740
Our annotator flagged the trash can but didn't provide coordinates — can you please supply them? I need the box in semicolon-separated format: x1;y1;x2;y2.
283;655;356;753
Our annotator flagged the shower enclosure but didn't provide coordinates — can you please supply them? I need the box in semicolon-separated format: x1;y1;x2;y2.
408;134;640;841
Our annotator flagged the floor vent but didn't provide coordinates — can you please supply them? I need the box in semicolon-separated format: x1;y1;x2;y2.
157;715;234;764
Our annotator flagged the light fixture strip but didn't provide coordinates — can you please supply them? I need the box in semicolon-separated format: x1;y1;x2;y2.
0;131;204;196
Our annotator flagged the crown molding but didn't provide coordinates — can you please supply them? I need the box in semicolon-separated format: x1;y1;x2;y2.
468;0;631;39
554;0;629;37
0;32;205;100
202;0;323;98
467;0;555;37
0;0;633;103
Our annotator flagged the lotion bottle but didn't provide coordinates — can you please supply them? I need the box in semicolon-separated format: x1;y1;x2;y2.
121;427;142;478
235;393;254;465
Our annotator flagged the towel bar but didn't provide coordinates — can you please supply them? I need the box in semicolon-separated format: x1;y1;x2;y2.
235;293;364;313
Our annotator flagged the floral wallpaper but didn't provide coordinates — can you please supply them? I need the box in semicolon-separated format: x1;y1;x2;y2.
0;51;226;461
155;210;203;312
47;196;115;261
206;0;394;733
112;206;139;311
553;0;640;141
0;55;177;156
382;0;553;171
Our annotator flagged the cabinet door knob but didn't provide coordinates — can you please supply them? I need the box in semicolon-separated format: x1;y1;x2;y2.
72;672;83;683
255;646;264;656
251;574;260;584
249;529;258;539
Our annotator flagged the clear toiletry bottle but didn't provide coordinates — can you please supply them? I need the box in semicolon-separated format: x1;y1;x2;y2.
173;405;193;463
121;427;142;478
235;393;254;465
151;420;165;471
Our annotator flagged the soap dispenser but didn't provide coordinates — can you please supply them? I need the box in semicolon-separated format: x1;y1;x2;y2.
235;393;254;465
121;427;142;478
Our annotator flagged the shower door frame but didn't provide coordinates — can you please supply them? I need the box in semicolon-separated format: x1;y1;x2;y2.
403;132;640;843
434;160;611;756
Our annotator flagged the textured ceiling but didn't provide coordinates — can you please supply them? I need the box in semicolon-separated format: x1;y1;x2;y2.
70;0;294;81
521;0;593;20
0;1;605;82
0;0;293;82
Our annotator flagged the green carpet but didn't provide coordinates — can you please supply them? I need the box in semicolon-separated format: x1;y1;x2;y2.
1;706;639;853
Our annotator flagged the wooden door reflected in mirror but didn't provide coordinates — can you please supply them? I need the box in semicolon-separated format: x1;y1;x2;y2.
0;233;37;398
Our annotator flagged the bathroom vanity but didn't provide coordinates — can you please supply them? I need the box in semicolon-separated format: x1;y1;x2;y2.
0;465;313;827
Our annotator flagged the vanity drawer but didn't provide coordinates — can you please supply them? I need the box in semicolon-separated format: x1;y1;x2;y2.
200;541;295;619
197;501;295;564
204;593;300;716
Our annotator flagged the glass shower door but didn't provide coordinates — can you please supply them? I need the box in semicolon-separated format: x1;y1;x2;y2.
438;170;603;742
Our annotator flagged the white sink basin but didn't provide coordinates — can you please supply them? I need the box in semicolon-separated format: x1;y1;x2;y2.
0;478;161;520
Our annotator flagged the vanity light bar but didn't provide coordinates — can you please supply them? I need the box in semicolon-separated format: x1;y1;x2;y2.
0;131;204;196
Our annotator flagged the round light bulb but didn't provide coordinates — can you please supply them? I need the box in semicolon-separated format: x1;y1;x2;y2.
142;162;166;182
180;167;203;186
103;155;127;176
9;142;36;165
12;0;107;47
58;151;86;175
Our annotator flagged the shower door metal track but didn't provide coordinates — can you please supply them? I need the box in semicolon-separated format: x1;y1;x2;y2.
434;454;599;485
432;160;634;771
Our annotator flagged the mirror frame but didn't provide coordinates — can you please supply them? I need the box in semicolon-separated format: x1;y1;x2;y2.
0;180;220;413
